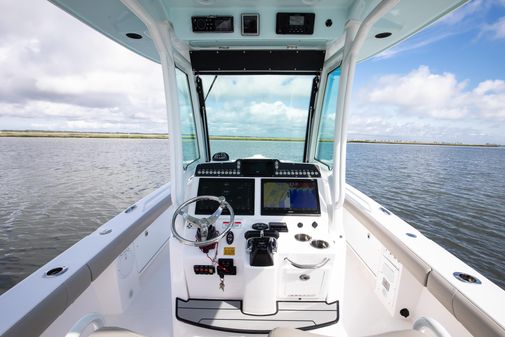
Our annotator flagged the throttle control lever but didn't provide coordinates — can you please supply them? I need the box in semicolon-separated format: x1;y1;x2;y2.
244;230;279;267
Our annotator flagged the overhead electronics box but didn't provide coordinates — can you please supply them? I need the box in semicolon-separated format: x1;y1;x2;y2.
192;16;234;33
276;13;315;35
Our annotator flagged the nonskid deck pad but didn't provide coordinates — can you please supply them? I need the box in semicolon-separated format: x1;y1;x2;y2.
176;298;339;334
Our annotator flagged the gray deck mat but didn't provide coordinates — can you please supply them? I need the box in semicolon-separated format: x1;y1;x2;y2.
176;298;339;334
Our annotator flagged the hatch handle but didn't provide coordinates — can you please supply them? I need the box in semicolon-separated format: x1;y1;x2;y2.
284;257;330;269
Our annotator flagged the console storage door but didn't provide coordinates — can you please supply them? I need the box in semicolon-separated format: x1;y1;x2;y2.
280;267;326;299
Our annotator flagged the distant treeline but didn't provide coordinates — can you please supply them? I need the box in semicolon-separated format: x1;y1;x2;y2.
0;130;500;147
0;130;168;139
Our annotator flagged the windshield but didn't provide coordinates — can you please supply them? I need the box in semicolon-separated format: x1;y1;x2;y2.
201;75;314;162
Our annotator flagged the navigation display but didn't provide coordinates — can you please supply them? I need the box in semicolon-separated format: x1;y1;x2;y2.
262;179;320;215
196;178;254;215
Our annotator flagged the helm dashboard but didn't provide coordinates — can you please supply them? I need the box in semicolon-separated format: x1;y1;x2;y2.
175;158;343;317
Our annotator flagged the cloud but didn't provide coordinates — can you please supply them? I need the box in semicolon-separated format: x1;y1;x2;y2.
0;0;166;133
358;66;505;121
481;16;505;39
206;100;308;137
201;75;313;99
347;117;486;143
201;75;313;138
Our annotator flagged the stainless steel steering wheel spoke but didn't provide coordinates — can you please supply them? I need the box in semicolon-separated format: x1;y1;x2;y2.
205;196;226;226
171;195;235;247
178;210;205;228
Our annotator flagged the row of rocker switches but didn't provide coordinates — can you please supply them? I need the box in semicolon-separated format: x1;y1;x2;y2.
197;169;240;176
194;265;215;275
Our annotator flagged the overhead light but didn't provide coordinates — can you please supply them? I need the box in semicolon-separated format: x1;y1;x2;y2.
375;32;392;39
126;33;143;39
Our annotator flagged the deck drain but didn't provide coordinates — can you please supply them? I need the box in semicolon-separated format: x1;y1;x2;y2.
44;266;68;278
406;233;417;238
453;272;481;284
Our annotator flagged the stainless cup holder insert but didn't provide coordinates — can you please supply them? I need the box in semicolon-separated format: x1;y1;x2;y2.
294;233;312;242
310;240;329;249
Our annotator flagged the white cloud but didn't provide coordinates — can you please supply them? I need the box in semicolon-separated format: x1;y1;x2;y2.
363;66;468;119
481;16;505;39
348;66;505;144
348;117;492;144
202;75;313;99
249;101;307;123
359;66;505;121
0;0;166;133
206;100;308;137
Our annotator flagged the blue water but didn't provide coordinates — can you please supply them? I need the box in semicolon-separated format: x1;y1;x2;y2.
210;139;305;162
0;138;504;295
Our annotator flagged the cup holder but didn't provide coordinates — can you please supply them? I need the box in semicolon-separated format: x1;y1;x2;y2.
294;233;312;242
310;240;329;249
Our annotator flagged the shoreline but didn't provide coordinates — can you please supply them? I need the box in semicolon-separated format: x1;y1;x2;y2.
0;130;500;147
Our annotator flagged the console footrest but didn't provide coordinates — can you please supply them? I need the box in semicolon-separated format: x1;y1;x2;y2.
176;298;339;334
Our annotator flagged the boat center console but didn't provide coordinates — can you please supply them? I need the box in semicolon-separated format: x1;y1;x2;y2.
175;159;342;318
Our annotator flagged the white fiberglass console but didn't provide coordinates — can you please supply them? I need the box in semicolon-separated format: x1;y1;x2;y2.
173;159;345;330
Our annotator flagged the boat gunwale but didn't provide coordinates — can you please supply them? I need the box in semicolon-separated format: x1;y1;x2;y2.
0;184;173;337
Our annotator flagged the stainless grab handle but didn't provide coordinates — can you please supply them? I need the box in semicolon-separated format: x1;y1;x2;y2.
284;257;330;269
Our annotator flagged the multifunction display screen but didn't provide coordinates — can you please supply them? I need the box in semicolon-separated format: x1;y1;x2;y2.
196;178;254;215
261;179;320;215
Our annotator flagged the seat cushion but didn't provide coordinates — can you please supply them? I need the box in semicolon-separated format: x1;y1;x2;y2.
268;327;426;337
369;330;425;337
89;327;147;337
269;328;329;337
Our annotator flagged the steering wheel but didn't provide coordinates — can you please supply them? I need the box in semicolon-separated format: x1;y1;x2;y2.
171;195;235;247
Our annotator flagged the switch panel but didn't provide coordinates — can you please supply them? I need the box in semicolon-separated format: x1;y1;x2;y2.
194;265;216;275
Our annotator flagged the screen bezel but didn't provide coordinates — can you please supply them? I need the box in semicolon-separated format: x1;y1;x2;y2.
196;178;255;215
261;179;320;216
241;13;259;36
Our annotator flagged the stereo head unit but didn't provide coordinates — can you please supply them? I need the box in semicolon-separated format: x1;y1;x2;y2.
276;13;315;35
192;16;234;33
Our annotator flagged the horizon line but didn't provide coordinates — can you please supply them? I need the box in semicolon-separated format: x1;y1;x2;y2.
0;130;501;147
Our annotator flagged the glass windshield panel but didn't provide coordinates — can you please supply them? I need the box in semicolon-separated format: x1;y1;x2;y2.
175;68;199;168
201;75;313;162
315;68;341;168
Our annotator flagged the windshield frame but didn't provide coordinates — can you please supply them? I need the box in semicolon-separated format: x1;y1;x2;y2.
197;72;320;163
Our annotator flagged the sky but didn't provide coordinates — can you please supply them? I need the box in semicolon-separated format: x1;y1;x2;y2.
1;0;505;144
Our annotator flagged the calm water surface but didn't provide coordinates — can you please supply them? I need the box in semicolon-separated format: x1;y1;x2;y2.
0;138;504;294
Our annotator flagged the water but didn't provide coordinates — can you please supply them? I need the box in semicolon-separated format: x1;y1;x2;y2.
346;143;505;289
210;139;305;162
0;138;504;295
0;138;170;294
